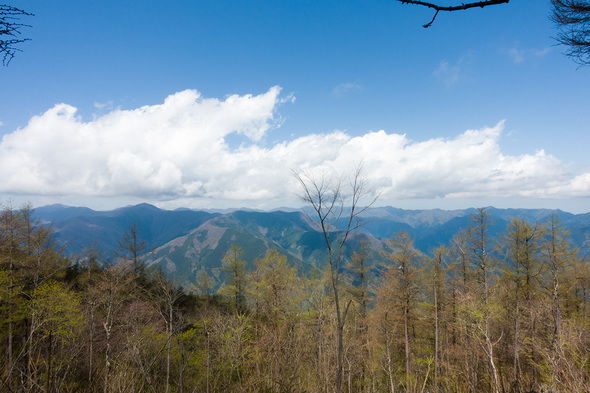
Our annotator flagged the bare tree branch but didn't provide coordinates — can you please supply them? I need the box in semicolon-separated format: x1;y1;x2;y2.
395;0;510;27
293;163;378;393
551;0;590;65
0;4;33;65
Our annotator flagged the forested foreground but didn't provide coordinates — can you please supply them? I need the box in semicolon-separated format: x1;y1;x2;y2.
1;205;589;393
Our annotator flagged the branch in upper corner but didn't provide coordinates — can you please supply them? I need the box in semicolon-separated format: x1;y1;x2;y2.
0;4;34;65
423;9;439;28
551;0;590;65
396;0;510;28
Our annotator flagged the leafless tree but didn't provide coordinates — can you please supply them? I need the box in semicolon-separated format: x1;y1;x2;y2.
294;163;378;393
0;4;33;65
551;0;590;65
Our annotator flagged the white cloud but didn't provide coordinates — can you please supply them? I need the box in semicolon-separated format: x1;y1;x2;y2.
0;88;588;209
508;48;526;63
332;82;362;97
94;100;114;110
433;60;461;87
507;46;551;64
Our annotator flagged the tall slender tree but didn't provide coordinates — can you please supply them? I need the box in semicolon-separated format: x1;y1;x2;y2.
219;244;248;315
294;163;377;393
465;208;500;393
380;230;423;391
540;213;576;390
503;217;544;391
118;221;148;283
346;238;373;390
428;246;448;393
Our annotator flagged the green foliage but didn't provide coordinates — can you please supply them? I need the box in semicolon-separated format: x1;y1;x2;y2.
29;280;83;340
249;248;299;321
2;204;590;392
218;244;248;314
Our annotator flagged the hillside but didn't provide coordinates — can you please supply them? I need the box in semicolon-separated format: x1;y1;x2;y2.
34;204;590;287
34;203;220;256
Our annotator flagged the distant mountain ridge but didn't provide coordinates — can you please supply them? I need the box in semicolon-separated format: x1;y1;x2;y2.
34;204;590;286
35;203;220;257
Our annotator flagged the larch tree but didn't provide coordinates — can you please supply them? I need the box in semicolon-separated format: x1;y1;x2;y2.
26;281;83;393
347;238;372;330
446;228;473;383
540;212;576;390
465;208;500;393
0;205;22;386
543;214;572;345
195;267;215;303
345;238;373;390
151;272;184;393
380;230;423;392
428;246;448;393
218;244;248;315
91;261;135;393
248;248;301;391
0;204;68;391
117;221;148;283
249;248;298;323
502;217;544;391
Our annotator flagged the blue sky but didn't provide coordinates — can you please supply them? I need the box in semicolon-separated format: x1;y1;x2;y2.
1;0;589;212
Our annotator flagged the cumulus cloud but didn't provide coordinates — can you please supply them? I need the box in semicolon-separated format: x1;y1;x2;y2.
0;87;588;209
0;87;283;199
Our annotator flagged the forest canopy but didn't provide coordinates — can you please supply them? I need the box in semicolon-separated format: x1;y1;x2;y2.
1;203;589;392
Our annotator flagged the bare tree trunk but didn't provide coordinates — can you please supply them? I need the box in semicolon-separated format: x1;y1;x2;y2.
294;164;377;393
103;321;111;393
384;316;395;393
434;281;439;393
468;208;501;393
28;312;35;391
166;304;172;393
206;330;210;393
103;290;114;393
88;303;95;386
544;213;570;388
404;302;411;389
513;286;520;388
7;270;13;390
47;330;53;393
528;294;538;387
334;280;344;393
485;334;500;393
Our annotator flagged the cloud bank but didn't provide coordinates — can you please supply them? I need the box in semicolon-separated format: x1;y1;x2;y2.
0;87;587;209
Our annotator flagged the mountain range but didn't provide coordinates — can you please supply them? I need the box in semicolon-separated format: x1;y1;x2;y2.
34;204;590;287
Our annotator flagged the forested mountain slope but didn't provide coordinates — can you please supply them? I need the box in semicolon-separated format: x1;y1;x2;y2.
2;204;589;392
33;203;590;286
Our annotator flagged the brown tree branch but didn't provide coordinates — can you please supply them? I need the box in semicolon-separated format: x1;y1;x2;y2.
395;0;510;27
0;4;33;65
551;0;590;65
